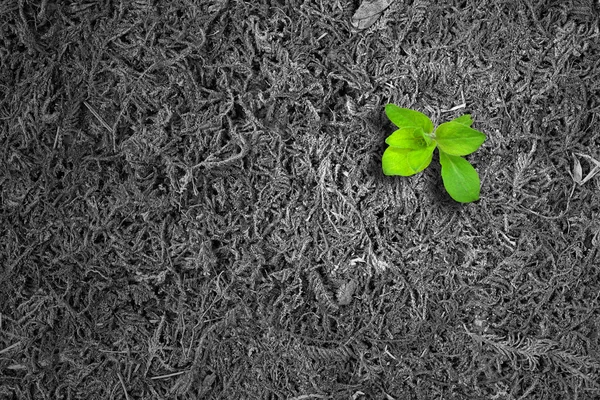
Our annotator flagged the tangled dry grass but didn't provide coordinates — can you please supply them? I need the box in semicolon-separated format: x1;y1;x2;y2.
1;0;600;399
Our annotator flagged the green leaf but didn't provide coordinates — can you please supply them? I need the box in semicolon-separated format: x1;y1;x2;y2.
382;144;436;176
406;142;436;172
435;120;486;156
439;151;480;203
385;127;429;149
451;114;473;126
385;104;434;133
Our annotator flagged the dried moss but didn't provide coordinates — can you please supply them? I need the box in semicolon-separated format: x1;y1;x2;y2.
1;0;599;399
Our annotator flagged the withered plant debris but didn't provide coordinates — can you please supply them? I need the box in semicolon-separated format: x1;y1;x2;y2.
1;1;599;399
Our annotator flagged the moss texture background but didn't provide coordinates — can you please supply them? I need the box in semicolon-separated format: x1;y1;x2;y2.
1;0;600;399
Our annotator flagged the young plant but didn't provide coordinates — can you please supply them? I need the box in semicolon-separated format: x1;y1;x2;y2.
382;104;486;203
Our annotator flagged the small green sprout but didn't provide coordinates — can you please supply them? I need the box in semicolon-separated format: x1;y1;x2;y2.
382;104;486;203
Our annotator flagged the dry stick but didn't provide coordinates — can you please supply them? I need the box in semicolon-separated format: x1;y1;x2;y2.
52;126;61;150
84;101;116;152
150;370;187;380
116;370;131;400
518;200;571;221
0;342;21;355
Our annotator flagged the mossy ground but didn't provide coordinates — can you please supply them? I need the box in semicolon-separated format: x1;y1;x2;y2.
1;1;600;399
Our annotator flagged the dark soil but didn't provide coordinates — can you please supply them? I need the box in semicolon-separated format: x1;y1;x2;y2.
1;0;600;399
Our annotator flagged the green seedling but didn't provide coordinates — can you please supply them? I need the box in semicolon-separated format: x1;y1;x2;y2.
382;104;486;203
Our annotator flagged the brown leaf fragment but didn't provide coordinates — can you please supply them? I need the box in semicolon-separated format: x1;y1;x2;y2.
572;153;583;184
573;152;600;185
351;0;395;31
337;279;358;306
